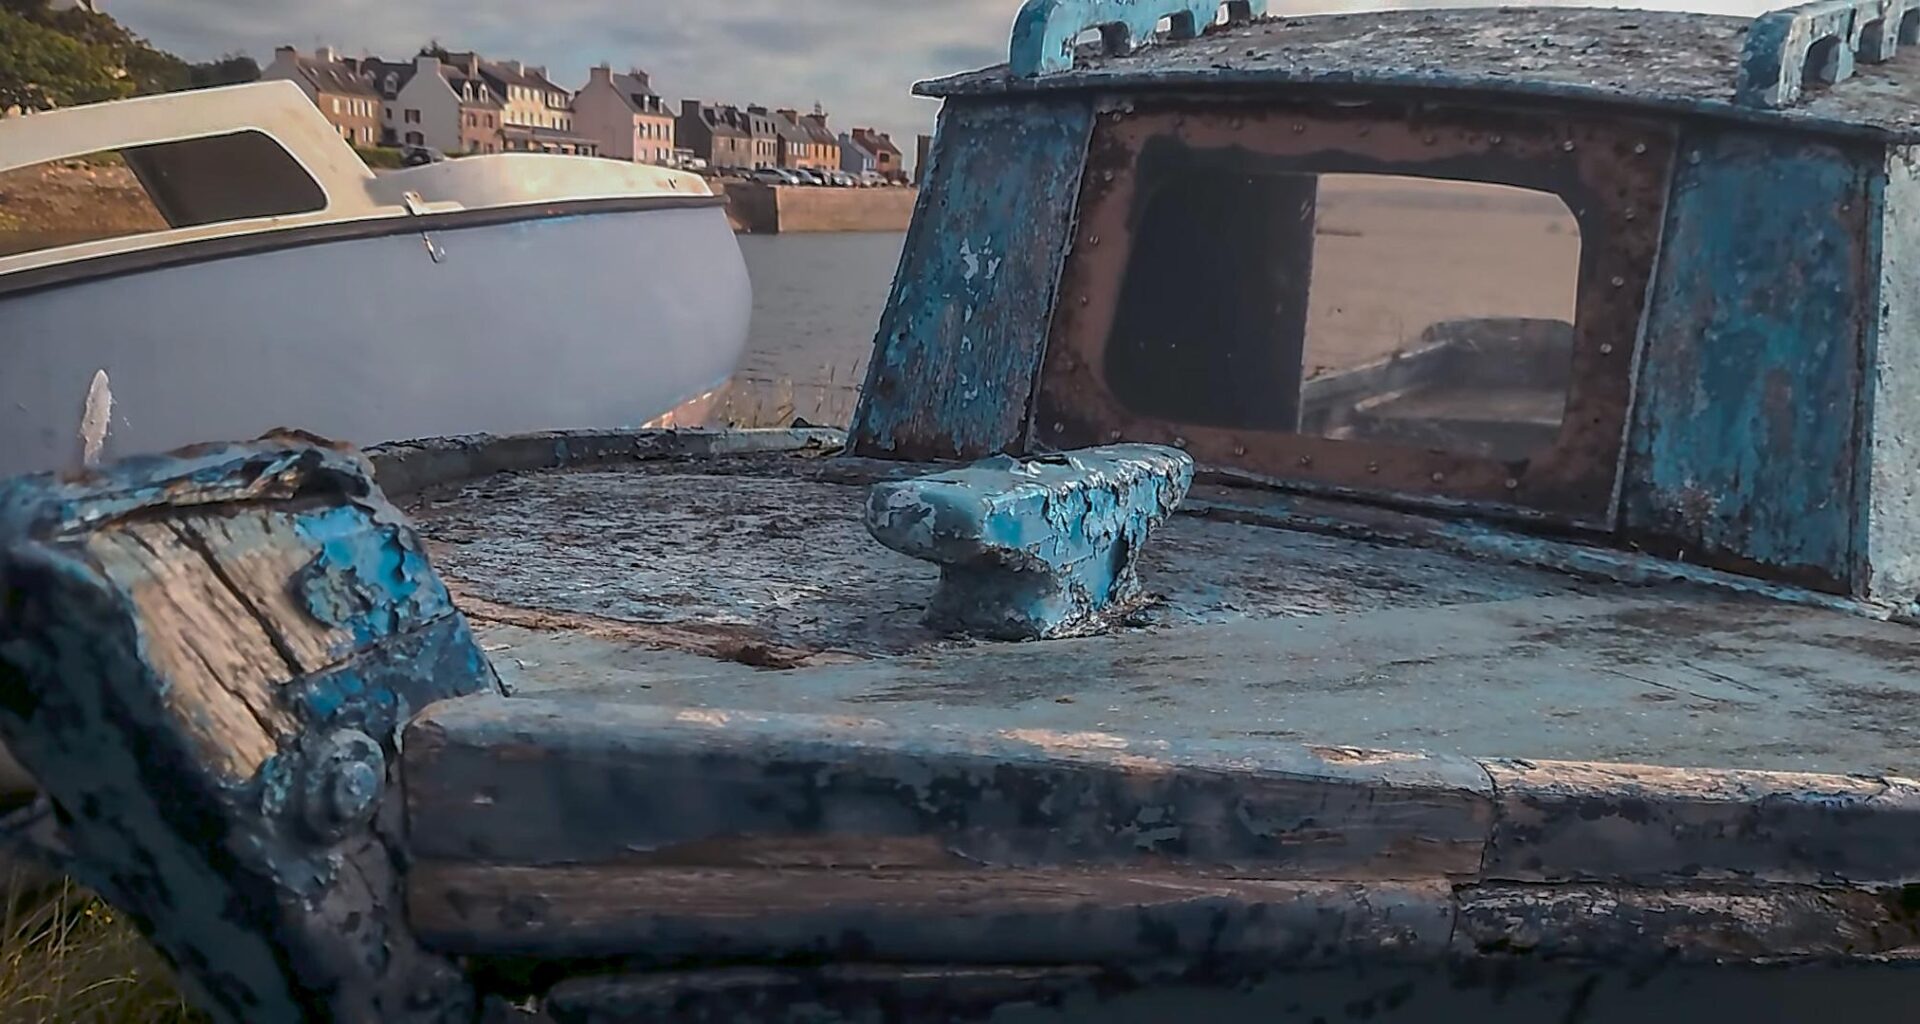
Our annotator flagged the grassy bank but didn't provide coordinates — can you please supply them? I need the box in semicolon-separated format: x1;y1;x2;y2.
0;875;197;1024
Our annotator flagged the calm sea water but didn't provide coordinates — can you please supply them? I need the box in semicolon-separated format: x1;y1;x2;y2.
729;231;906;426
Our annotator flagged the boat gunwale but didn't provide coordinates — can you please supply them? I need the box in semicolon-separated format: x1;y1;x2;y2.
0;193;728;301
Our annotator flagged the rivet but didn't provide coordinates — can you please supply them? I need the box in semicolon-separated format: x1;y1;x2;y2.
1088;235;1100;246
1423;133;1437;145
1689;150;1703;164
1297;455;1313;468
1600;343;1615;355
1561;140;1576;152
1505;478;1520;491
1489;133;1503;145
1367;462;1380;474
1356;125;1371;137
1102;170;1115;182
1633;141;1648;155
1173;437;1189;449
1624;208;1637;221
1079;295;1090;306
1610;275;1626;288
1233;445;1248;456
1109;429;1123;440
1292;122;1306;134
1053;422;1066;434
1431;471;1445;483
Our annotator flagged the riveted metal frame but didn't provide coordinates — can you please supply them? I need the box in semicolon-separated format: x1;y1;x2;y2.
1032;95;1676;526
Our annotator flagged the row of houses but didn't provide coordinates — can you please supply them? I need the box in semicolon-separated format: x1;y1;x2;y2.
263;46;910;180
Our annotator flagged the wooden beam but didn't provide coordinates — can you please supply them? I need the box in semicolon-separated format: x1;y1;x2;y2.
0;434;503;1024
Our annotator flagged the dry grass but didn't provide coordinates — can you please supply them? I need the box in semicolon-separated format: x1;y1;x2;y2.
0;873;198;1024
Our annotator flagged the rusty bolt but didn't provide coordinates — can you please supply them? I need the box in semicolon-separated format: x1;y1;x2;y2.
300;729;386;842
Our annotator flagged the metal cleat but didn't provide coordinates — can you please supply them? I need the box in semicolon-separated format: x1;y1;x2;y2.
865;444;1194;640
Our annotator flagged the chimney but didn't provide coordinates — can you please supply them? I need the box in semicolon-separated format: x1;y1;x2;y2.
590;64;612;85
465;54;480;76
275;45;297;61
316;46;336;63
416;53;440;74
510;60;525;75
629;69;651;90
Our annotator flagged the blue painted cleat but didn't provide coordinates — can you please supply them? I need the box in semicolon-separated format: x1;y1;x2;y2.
865;445;1194;640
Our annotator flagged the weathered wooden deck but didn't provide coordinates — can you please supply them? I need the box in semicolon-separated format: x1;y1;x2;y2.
403;453;1920;777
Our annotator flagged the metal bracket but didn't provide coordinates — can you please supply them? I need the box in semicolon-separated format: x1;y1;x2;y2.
865;444;1193;640
400;190;447;263
1010;0;1267;78
1736;0;1917;109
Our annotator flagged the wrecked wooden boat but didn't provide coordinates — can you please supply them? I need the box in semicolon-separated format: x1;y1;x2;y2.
7;1;1920;1020
0;81;748;479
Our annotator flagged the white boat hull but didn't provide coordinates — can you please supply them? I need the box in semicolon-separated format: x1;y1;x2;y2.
0;202;749;478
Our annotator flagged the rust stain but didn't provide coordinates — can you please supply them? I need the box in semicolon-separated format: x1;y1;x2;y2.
1310;746;1428;766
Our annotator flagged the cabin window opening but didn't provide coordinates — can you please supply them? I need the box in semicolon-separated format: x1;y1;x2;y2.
1104;169;1581;462
1802;37;1844;89
0;131;327;260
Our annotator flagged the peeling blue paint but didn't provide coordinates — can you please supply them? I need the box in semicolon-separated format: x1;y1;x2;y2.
849;98;1095;461
292;505;454;650
1625;128;1875;593
866;445;1193;639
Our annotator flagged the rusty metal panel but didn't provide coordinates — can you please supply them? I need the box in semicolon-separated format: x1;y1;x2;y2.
1033;98;1673;524
848;97;1094;461
1624;127;1878;593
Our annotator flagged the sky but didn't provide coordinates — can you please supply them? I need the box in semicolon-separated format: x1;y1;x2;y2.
101;0;1779;163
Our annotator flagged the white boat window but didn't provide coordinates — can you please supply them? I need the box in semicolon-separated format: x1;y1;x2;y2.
0;130;326;258
1105;172;1582;462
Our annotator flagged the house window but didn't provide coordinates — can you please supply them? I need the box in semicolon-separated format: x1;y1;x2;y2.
405;109;421;124
331;97;342;114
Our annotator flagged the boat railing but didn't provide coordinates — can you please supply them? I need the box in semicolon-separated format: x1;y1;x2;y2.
1738;0;1920;107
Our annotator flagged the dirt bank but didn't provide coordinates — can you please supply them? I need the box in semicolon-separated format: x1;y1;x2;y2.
0;161;166;258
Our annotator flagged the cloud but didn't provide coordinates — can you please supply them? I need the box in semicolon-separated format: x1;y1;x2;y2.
107;0;1026;158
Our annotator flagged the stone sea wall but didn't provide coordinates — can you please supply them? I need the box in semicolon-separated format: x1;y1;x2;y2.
721;181;918;234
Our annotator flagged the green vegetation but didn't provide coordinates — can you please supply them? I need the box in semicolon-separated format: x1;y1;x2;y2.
0;0;258;114
354;145;410;170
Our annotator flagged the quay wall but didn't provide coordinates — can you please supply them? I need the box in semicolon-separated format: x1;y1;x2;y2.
720;182;918;234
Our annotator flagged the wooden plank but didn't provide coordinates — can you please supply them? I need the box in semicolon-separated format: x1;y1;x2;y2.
543;965;1103;1024
0;436;501;1024
1455;882;1920;960
1482;759;1920;884
849;97;1095;461
409;862;1456;962
403;697;1495;878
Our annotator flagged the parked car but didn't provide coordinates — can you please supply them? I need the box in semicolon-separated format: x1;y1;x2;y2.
828;170;857;187
791;168;828;186
749;167;797;186
858;171;886;187
401;145;446;167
